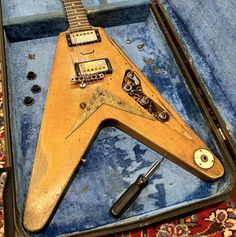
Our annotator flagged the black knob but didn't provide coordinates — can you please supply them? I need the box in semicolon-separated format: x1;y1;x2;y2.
31;85;41;94
27;71;37;80
24;97;34;106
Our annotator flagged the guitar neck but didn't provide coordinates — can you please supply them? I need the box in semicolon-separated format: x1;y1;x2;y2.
63;0;92;31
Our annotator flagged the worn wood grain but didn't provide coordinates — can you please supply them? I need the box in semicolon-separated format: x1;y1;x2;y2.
23;28;224;232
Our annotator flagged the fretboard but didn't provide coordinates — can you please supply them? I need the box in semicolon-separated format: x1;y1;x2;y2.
63;0;91;31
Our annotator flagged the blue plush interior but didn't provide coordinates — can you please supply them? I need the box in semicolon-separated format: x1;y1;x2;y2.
160;0;236;140
2;0;235;236
2;0;150;42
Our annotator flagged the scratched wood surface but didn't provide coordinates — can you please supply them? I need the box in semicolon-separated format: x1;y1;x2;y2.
23;28;224;232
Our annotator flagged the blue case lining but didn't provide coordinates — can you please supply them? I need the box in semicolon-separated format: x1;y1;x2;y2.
2;0;234;236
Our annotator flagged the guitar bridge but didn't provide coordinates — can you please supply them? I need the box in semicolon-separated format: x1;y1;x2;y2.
67;29;101;46
122;70;169;122
71;73;105;88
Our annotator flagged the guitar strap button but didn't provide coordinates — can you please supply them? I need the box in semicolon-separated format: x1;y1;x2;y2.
194;149;215;169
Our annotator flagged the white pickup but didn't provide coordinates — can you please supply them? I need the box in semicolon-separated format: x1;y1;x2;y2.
75;58;112;76
67;29;101;46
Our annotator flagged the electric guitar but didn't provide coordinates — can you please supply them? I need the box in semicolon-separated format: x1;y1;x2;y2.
23;0;224;232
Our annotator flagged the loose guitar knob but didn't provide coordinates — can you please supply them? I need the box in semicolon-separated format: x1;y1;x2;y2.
27;71;37;80
31;85;41;94
24;97;34;106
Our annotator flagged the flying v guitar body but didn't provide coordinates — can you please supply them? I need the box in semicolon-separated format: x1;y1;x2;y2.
23;27;224;232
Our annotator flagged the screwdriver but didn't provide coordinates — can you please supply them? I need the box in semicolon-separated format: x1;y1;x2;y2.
110;157;164;217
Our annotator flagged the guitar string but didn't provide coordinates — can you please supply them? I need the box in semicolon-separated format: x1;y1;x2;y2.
63;0;92;147
63;0;81;80
65;0;95;116
65;0;109;104
64;0;90;89
74;0;93;88
55;0;92;202
73;0;93;89
65;0;87;65
66;0;103;88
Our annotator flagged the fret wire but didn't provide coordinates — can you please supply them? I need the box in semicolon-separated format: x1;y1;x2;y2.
64;0;83;3
64;3;83;7
65;8;85;11
68;18;88;22
68;15;87;18
69;21;90;25
65;9;85;13
65;6;84;10
69;22;90;26
67;17;88;21
68;20;89;24
67;18;89;22
69;23;90;26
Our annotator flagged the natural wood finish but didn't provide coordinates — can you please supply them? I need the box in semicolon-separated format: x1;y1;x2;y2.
23;28;224;232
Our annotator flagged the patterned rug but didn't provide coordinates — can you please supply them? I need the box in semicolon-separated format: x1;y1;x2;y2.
124;192;236;237
0;57;235;237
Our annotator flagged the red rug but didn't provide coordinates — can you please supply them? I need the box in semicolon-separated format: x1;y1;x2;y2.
125;192;236;237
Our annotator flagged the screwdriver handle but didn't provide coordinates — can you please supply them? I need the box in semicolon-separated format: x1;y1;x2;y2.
110;175;148;217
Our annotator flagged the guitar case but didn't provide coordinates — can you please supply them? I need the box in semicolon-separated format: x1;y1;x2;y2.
0;0;235;236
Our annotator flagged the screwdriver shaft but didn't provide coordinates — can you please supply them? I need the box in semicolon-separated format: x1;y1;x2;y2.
144;157;165;179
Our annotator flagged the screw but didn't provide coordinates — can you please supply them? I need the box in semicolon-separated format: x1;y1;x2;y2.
155;68;161;74
161;71;168;76
79;81;87;88
80;158;86;165
80;102;87;109
126;38;132;44
137;44;144;51
143;57;154;65
28;54;36;60
201;155;208;162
